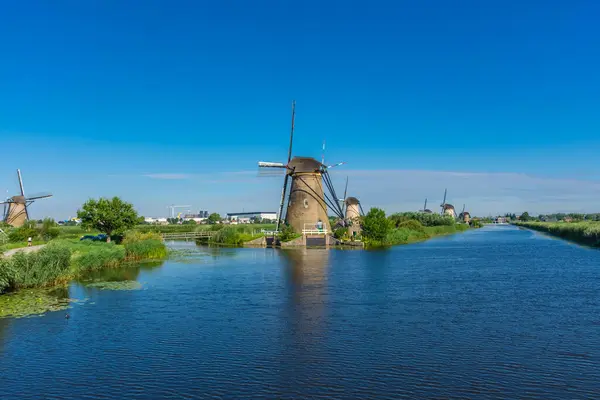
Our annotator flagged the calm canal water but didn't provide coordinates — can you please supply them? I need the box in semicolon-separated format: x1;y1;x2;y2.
1;225;600;399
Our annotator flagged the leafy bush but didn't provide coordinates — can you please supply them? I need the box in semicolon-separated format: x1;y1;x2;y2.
470;219;484;228
279;224;299;242
8;221;38;242
122;230;163;244
389;212;454;227
397;219;425;231
37;218;60;241
210;227;242;245
333;227;348;240
361;208;392;244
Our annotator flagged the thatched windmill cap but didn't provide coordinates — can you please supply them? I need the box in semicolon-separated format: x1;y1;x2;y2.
11;195;26;204
287;157;324;173
443;203;455;210
345;197;360;206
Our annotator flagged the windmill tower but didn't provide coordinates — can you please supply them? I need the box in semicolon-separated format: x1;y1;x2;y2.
439;188;456;219
338;177;364;238
1;169;53;227
258;101;345;234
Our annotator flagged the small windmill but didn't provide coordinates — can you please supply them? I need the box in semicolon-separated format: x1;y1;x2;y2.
458;204;471;223
422;198;433;213
1;169;53;227
258;101;346;234
439;188;456;219
334;176;365;237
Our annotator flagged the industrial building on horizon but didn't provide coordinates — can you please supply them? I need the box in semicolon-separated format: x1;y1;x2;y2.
226;211;278;224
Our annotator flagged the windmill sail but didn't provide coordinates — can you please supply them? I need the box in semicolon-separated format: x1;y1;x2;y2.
440;189;447;215
275;100;295;232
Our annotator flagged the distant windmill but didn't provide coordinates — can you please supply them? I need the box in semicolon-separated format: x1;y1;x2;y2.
458;204;471;223
439;188;456;219
422;198;433;213
258;101;346;233
336;177;364;237
1;169;53;227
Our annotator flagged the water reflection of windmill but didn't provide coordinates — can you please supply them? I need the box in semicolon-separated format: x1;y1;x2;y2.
1;169;53;227
258;101;346;234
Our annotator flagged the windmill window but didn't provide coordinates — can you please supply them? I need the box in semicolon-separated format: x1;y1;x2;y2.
303;199;309;208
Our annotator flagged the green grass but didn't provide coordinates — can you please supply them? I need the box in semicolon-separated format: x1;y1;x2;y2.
125;239;168;259
366;221;470;247
514;221;600;247
0;237;167;296
0;243;72;292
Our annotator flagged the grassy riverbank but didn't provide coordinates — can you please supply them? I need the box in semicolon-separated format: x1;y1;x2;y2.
0;234;167;295
514;221;600;247
370;222;470;247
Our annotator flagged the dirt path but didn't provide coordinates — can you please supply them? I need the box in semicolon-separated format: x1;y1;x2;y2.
1;244;46;258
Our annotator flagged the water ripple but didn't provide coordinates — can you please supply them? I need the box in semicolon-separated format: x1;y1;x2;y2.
1;227;600;398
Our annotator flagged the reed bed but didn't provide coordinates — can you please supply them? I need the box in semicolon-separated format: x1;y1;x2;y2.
515;221;600;247
0;236;167;295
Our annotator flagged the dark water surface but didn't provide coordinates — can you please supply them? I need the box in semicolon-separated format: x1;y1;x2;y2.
1;226;600;399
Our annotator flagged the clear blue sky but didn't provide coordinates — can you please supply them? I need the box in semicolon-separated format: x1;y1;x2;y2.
2;0;600;218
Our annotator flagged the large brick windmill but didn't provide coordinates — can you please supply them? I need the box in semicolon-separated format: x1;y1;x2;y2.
1;169;53;227
258;101;346;234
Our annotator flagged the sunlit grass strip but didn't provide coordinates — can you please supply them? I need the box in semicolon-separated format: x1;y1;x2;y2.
515;221;600;247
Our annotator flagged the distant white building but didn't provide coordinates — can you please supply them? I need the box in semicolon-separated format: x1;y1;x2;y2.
226;211;277;223
182;213;207;223
144;217;168;225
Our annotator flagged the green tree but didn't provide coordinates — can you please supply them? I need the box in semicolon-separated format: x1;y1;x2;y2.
361;207;391;243
77;197;139;242
519;211;531;221
207;213;221;224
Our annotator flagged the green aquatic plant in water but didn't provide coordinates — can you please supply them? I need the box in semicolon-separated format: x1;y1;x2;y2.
85;280;142;291
0;287;74;319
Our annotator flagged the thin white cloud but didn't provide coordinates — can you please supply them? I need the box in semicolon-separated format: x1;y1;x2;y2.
144;173;192;180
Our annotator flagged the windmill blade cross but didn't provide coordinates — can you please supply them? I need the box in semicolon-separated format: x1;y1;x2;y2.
27;194;53;201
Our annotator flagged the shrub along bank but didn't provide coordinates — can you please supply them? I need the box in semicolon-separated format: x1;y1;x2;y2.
0;233;167;295
360;208;471;247
514;221;600;247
